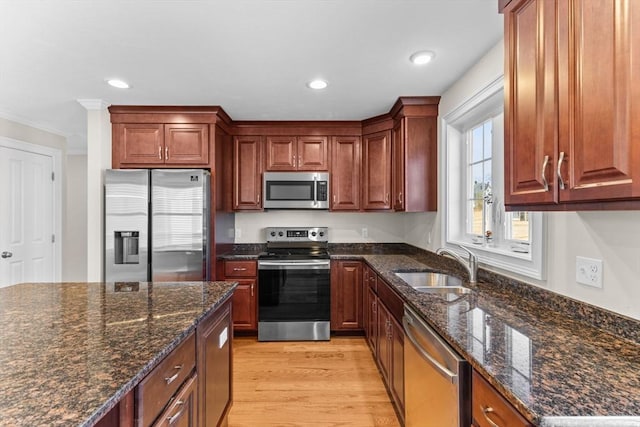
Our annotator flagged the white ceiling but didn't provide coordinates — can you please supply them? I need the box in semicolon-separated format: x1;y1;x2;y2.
0;0;503;153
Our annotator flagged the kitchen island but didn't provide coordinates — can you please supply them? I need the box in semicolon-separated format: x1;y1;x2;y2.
0;280;236;426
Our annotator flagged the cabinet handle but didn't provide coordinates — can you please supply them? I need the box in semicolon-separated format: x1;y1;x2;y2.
385;193;389;204
399;192;403;204
164;365;183;385
298;155;302;167
372;301;377;313
333;194;336;204
557;151;566;190
166;401;184;425
481;406;502;427
158;146;163;160
165;146;169;161
233;267;247;272
292;155;296;168
257;193;261;204
541;155;549;192
251;283;254;297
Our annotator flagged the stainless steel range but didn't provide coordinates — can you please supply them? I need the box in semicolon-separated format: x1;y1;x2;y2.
257;227;330;341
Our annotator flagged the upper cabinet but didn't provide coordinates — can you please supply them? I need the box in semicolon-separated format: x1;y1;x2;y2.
233;136;263;211
109;106;232;169
362;130;392;210
503;0;640;210
330;136;361;211
265;136;328;171
390;97;439;212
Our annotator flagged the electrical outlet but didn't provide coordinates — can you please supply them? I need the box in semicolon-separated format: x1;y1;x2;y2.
362;228;368;238
576;256;603;288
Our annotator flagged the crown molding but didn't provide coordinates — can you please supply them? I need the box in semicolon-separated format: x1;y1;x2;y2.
77;99;109;110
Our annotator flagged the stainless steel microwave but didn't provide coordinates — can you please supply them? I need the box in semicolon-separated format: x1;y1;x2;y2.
263;172;329;209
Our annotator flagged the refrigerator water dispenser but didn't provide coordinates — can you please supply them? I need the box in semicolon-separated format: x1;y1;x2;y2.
114;231;140;264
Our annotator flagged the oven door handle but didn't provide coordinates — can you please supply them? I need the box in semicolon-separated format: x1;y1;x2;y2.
259;260;330;270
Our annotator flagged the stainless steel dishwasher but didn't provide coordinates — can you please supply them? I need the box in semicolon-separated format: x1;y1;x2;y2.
403;305;471;427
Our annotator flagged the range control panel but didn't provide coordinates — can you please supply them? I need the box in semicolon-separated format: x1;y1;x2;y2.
265;227;328;243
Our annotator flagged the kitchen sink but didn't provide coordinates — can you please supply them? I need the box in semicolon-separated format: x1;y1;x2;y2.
394;271;471;295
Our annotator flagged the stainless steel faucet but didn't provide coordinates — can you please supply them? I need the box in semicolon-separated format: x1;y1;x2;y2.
436;245;478;283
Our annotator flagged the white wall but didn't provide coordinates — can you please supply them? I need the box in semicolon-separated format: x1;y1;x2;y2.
234;211;406;243
64;155;88;281
404;39;640;320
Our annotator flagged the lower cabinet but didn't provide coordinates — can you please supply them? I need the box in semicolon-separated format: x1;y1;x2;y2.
472;370;533;427
330;260;363;331
152;373;198;427
219;260;258;332
197;299;233;427
364;266;405;422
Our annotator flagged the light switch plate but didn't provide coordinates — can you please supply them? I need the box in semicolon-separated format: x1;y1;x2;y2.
576;256;603;288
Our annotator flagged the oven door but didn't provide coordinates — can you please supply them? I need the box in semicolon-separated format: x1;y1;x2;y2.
258;259;330;340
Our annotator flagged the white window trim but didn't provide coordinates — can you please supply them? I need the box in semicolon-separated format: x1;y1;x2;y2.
441;75;546;280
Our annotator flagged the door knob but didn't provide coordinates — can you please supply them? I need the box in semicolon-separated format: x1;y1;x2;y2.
1;251;13;258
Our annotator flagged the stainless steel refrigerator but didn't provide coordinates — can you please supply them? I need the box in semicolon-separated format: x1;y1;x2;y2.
104;169;210;282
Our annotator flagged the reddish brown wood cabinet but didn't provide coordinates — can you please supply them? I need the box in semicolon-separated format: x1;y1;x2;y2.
220;260;258;332
472;370;533;427
362;130;392;210
504;0;640;210
330;260;363;331
330;136;361;211
113;122;209;167
265;135;328;171
391;98;439;212
233;136;263;210
363;266;405;422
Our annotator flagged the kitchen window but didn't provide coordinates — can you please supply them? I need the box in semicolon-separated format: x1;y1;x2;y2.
442;76;545;279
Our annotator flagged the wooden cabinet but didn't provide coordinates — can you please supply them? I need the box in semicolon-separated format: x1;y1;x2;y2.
330;260;363;331
363;266;405;421
362;130;392;210
504;0;640;210
152;373;198;427
114;123;209;167
136;333;196;426
472;370;533;427
221;260;258;331
233;136;263;210
391;98;439;212
197;298;233;427
265;136;328;171
330;136;361;211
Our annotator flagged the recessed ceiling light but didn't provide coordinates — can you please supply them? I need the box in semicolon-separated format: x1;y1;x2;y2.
307;79;328;90
107;79;130;89
409;51;435;65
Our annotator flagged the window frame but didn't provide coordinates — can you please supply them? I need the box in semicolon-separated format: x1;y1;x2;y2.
441;75;546;280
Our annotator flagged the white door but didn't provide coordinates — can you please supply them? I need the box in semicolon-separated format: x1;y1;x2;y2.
0;146;55;287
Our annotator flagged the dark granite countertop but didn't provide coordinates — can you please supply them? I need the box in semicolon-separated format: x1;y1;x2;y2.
0;281;236;427
343;253;640;427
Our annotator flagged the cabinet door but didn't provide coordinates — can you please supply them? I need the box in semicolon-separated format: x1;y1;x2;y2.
472;370;533;427
164;123;209;165
504;0;558;206
330;260;363;331
265;136;297;170
376;301;392;383
392;120;405;211
116;123;165;166
231;279;257;331
362;131;392;210
366;286;377;353
297;136;328;171
557;0;639;202
390;315;405;417
233;136;263;210
197;300;232;427
330;136;361;211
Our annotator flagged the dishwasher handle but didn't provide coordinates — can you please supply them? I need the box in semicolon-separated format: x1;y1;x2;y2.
403;314;458;385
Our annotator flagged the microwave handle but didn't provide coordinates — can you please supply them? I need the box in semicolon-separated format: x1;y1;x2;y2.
313;175;318;206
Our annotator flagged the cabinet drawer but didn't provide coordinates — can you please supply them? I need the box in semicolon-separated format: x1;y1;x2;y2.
472;370;532;427
151;373;198;427
137;333;196;426
224;260;257;277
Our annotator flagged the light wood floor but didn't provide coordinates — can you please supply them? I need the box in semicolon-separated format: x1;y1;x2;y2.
227;336;401;427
